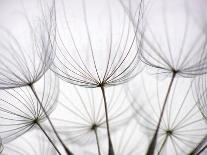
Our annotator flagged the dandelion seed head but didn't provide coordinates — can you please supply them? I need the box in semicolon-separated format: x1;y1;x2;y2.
140;0;207;78
0;0;56;89
51;0;143;88
51;83;132;146
128;72;207;154
0;70;59;143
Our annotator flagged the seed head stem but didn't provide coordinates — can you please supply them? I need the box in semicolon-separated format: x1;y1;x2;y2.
36;122;61;155
157;134;169;155
94;127;101;155
189;134;207;155
100;86;114;155
146;72;176;155
29;84;73;155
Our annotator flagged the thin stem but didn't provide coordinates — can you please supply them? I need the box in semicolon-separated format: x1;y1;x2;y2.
29;84;73;155
158;135;169;155
196;145;207;155
36;122;61;155
94;128;101;155
189;134;207;155
146;72;176;155
100;86;114;155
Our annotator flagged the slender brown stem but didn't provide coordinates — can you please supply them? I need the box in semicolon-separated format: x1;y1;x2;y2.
29;84;73;155
36;122;62;155
94;128;101;155
146;72;176;155
100;86;114;155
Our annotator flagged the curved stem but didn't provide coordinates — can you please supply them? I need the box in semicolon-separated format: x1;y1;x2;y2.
146;72;176;155
94;128;101;155
29;84;73;155
36;122;61;155
100;86;114;155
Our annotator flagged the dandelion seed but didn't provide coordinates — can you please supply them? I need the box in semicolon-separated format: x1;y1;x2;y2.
0;2;74;154
51;83;132;155
141;1;207;78
0;1;56;89
128;72;207;155
134;1;207;154
52;0;144;153
53;0;143;88
0;70;61;154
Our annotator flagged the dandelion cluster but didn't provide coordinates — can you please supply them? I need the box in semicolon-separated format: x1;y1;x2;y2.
0;0;207;155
